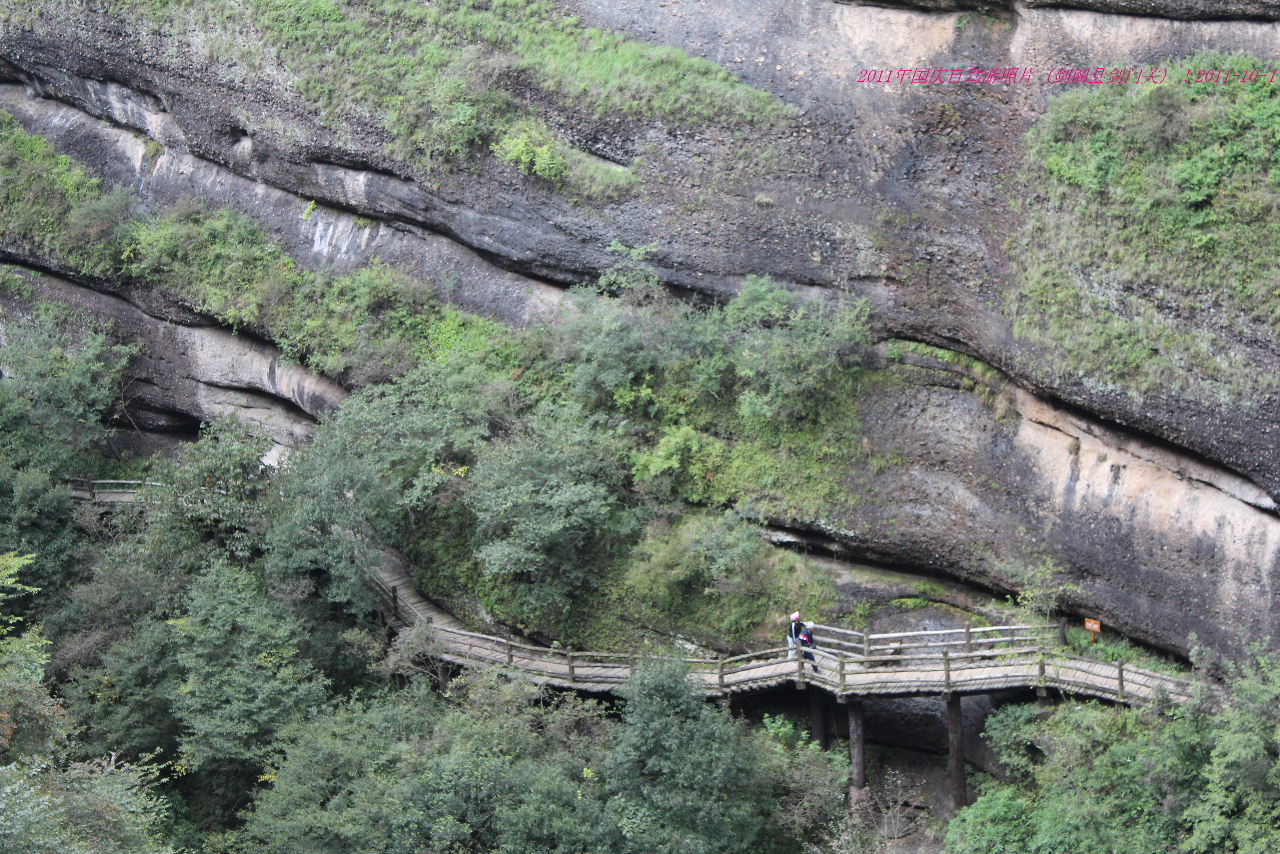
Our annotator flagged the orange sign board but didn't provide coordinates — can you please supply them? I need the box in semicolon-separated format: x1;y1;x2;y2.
1083;618;1102;633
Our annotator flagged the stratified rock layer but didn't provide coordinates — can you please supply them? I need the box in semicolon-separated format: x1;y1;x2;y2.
1;0;1277;656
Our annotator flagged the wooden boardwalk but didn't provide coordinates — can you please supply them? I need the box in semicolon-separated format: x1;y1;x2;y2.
74;480;1196;706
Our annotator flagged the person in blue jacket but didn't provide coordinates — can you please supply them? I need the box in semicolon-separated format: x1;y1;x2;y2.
799;623;819;673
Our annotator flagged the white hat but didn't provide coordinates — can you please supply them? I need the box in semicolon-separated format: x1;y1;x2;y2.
790;611;801;621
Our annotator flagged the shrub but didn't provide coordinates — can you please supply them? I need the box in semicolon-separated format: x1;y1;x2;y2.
618;510;836;644
467;408;644;632
493;122;569;183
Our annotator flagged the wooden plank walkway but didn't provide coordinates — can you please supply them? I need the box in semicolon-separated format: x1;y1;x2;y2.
74;480;1196;705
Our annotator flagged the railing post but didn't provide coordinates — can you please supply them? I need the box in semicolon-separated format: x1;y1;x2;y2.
717;658;725;692
1037;651;1046;686
391;585;399;617
838;656;846;693
943;649;951;691
505;640;513;666
1117;661;1125;701
863;633;871;658
965;622;973;653
795;653;806;689
567;652;576;684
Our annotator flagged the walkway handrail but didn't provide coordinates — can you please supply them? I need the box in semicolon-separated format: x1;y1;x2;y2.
71;477;1197;705
811;622;1060;656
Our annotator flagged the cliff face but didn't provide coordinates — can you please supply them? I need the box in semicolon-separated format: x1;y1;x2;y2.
1;0;1277;656
0;260;347;460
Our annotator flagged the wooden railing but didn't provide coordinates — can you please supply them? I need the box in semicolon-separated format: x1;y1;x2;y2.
68;478;162;503
79;479;1198;706
809;622;1060;658
369;567;1193;702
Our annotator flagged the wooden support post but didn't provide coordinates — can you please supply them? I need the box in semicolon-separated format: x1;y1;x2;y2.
863;633;871;658
391;585;399;616
505;641;514;666
943;649;951;691
1117;661;1125;701
717;659;725;692
795;652;806;689
947;693;967;812
965;622;973;653
838;656;846;693
808;687;829;750
847;698;866;789
567;652;576;684
1037;652;1046;685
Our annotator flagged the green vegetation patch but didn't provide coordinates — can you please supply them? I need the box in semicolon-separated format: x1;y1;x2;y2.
603;510;837;648
1;112;875;646
231;664;847;854
1011;52;1280;401
950;654;1280;854
47;0;788;197
0;112;486;383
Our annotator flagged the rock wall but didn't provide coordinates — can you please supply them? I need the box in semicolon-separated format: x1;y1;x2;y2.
1;0;1278;656
0;259;347;459
831;350;1280;655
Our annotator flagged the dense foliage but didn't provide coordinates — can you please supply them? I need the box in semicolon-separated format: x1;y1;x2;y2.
231;663;846;854
948;655;1280;854
0;285;135;600
0;553;173;854
2;110;874;642
0;109;874;850
1013;51;1280;400
14;51;1280;853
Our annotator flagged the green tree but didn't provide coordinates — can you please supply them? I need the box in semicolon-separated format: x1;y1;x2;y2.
235;671;611;854
170;562;328;770
0;302;134;599
0;758;172;854
1183;654;1280;854
601;660;773;854
619;510;836;644
467;407;644;632
0;302;131;471
947;695;1207;854
725;276;871;425
0;552;61;762
61;620;183;764
263;358;508;616
0;553;171;854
